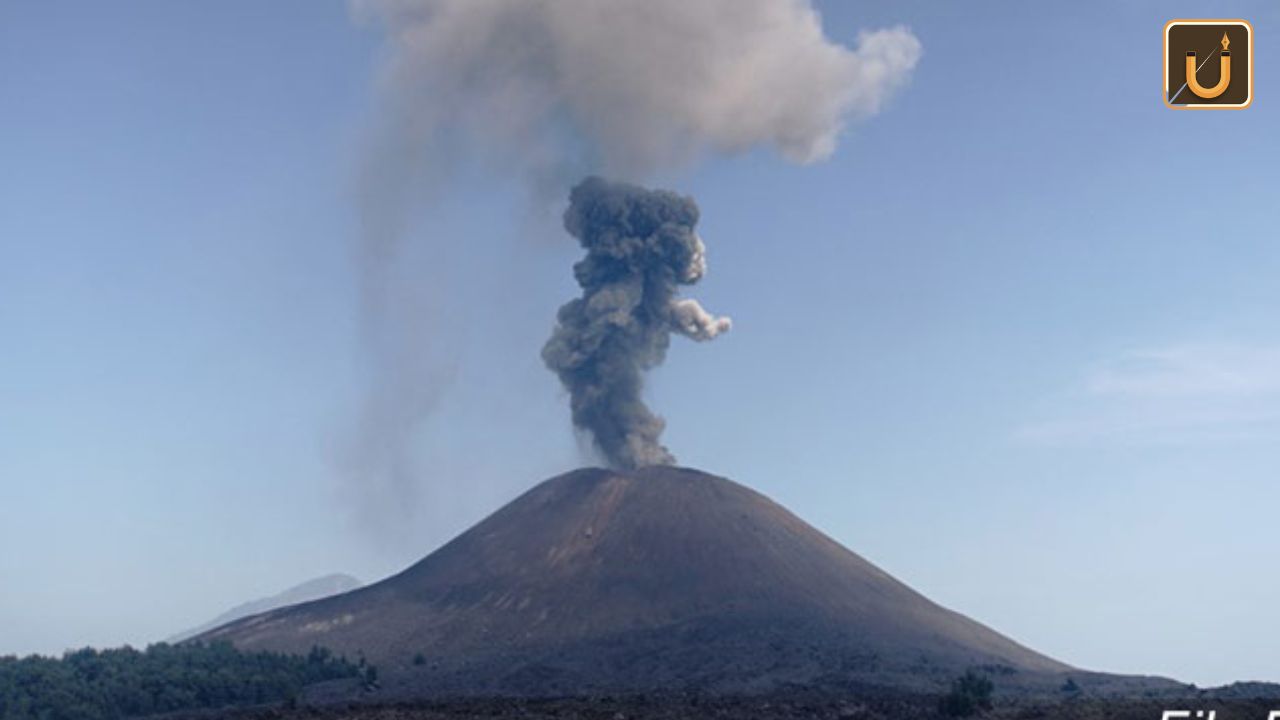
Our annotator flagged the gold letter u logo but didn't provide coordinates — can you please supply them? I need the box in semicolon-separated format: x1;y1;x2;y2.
1186;50;1231;99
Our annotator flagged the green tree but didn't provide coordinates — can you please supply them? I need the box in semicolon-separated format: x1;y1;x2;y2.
939;669;995;717
0;642;360;720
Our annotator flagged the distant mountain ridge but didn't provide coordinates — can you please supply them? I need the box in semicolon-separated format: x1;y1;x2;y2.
170;574;360;643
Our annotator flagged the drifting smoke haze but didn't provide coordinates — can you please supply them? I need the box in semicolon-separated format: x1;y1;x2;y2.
543;178;730;468
354;0;922;179
345;0;920;510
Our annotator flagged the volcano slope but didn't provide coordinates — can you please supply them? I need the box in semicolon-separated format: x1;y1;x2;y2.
199;466;1166;697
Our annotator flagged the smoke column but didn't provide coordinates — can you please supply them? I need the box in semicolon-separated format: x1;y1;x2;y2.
542;178;729;468
348;0;920;507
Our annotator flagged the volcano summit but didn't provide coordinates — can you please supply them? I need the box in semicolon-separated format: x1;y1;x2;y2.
201;467;1151;697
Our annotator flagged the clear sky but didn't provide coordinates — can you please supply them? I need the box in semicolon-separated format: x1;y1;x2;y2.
2;0;1277;688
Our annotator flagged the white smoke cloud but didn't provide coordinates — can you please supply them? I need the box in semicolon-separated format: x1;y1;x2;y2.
670;299;732;342
354;0;922;180
682;234;708;283
1017;344;1280;446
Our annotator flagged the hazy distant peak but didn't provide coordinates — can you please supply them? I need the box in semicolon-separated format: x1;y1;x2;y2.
168;573;361;643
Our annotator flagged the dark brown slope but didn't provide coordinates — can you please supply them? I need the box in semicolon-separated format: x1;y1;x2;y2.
201;467;1076;695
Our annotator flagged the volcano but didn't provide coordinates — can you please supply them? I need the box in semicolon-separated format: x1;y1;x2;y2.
200;467;1142;696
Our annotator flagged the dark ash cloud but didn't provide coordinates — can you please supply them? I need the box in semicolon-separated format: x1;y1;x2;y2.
542;177;730;469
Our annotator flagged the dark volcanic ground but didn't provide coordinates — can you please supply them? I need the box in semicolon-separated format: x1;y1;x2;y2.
165;687;1280;720
202;466;1183;699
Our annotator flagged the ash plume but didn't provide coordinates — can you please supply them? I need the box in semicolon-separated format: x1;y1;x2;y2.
542;177;730;469
344;0;920;515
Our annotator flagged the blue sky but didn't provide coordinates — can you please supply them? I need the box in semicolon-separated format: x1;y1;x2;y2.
2;0;1278;688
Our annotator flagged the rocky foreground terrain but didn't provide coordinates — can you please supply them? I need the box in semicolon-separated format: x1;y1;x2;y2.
166;689;1280;720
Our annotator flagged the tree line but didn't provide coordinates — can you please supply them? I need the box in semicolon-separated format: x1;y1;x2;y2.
0;642;365;720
